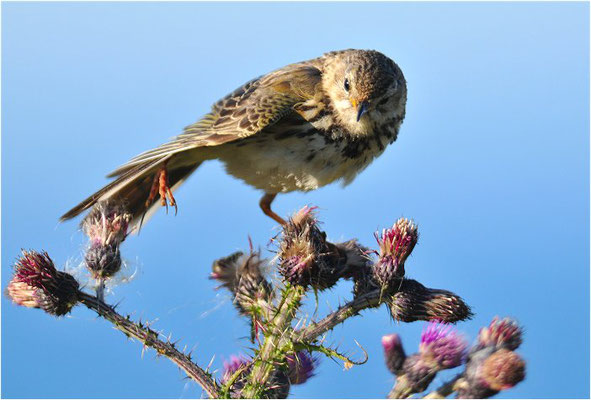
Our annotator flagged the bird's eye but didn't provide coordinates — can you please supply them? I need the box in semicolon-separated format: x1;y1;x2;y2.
344;78;350;92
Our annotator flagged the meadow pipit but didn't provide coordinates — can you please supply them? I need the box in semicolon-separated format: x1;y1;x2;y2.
62;49;407;227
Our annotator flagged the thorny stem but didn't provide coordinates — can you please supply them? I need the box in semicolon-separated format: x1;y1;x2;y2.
422;374;464;399
295;289;383;342
243;284;305;398
77;291;220;398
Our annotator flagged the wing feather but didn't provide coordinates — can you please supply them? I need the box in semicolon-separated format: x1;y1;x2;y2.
107;63;322;177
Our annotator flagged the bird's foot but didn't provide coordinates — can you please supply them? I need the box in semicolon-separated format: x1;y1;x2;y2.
259;193;286;225
145;164;177;215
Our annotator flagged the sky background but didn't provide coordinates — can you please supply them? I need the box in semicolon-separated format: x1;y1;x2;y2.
2;2;589;399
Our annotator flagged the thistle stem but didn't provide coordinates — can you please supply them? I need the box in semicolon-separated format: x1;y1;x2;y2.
77;291;220;398
422;374;464;399
243;285;305;398
295;289;384;342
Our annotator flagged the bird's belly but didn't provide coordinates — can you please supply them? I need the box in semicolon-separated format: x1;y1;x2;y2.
214;131;385;193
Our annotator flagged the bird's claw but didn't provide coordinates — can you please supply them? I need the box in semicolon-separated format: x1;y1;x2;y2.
146;165;177;215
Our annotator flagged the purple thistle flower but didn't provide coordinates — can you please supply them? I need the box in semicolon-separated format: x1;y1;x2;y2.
382;334;406;374
373;218;418;287
6;250;79;316
419;321;467;369
221;354;251;384
286;351;318;385
478;317;523;351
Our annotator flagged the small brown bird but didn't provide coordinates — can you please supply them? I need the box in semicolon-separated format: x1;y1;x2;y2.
61;49;407;228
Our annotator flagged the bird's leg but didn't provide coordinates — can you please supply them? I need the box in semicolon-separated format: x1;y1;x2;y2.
259;193;286;225
145;164;177;215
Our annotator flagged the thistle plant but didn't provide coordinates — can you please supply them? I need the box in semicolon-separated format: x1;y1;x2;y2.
385;318;526;399
5;203;526;398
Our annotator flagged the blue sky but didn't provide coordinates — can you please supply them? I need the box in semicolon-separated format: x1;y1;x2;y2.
2;2;589;398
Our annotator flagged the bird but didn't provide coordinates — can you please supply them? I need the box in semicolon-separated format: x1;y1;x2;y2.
61;49;407;228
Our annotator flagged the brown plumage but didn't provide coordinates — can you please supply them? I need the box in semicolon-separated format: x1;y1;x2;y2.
61;49;407;228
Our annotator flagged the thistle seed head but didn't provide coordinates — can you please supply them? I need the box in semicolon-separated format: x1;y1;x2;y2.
6;250;79;316
477;317;523;351
82;201;131;247
82;201;131;279
85;243;122;279
372;218;418;288
419;321;467;369
382;333;406;375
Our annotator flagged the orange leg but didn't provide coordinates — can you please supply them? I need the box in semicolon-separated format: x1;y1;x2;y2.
145;164;177;215
259;193;286;225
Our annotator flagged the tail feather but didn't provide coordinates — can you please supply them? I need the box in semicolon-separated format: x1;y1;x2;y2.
60;154;201;228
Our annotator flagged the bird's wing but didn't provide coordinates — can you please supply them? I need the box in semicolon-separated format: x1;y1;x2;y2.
107;63;322;177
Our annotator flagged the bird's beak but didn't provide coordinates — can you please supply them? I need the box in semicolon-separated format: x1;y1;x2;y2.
356;101;369;122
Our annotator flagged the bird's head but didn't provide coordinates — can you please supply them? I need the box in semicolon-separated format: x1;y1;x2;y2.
322;49;406;136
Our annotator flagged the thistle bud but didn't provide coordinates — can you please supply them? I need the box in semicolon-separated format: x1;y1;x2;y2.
6;250;79;316
388;279;472;323
82;201;131;279
278;207;341;290
373;218;418;288
286;351;318;385
419;322;467;369
477;317;523;351
212;250;273;316
481;349;526;391
459;347;526;398
382;334;406;374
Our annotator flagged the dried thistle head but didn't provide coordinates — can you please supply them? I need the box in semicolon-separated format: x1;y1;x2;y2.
382;333;406;375
6;250;79;316
212;250;273;316
419;321;467;369
477;317;523;351
388;279;472;323
82;201;131;247
82;201;131;279
278;206;341;290
373;218;418;288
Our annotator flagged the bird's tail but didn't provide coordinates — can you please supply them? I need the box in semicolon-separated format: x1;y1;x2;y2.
60;154;202;229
